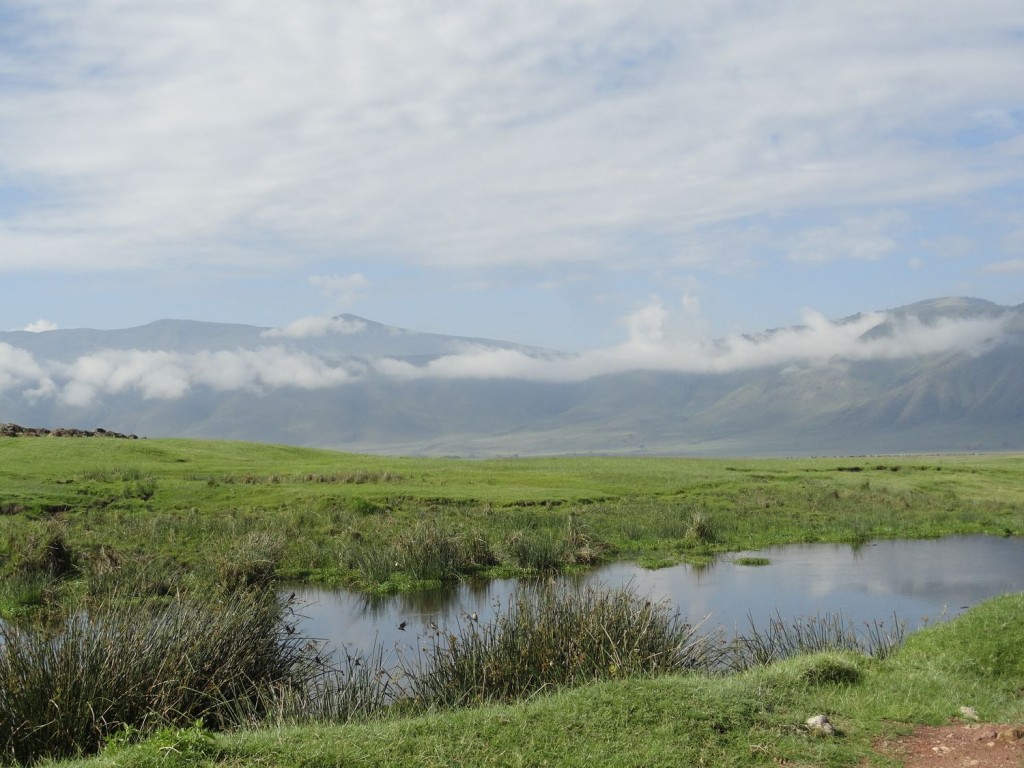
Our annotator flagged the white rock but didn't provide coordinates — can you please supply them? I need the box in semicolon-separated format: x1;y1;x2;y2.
805;714;835;736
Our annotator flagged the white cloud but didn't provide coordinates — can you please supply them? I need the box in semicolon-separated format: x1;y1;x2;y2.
42;347;358;406
20;319;59;333
0;1;1021;275
371;301;1009;382
56;350;193;405
190;348;357;391
0;342;55;397
262;315;367;339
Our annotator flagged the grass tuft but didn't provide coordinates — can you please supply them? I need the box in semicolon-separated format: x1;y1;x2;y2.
406;582;725;708
730;610;906;670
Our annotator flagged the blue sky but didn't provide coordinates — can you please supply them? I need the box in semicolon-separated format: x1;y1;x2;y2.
1;1;1023;352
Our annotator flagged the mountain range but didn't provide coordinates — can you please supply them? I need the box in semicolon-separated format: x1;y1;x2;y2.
1;297;1022;456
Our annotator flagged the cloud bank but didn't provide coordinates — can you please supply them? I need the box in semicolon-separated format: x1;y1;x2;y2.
0;309;1010;406
373;307;1008;382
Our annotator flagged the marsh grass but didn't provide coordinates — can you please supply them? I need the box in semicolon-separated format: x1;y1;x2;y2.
2;440;1021;596
79;593;1022;768
0;527;80;619
505;531;564;570
684;510;718;545
252;643;401;726
406;582;726;708
345;545;396;585
730;610;906;670
342;526;501;590
0;572;58;619
398;524;468;582
0;586;322;765
208;532;283;591
732;556;770;566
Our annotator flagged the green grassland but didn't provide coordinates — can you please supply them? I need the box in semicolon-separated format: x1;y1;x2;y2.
2;438;1022;601
1;438;1022;767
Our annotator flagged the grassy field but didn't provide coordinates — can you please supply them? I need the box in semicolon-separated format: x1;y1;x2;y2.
1;437;1022;766
46;593;1024;768
2;438;1022;604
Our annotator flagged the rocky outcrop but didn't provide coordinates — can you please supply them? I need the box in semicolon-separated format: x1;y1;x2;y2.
0;423;140;439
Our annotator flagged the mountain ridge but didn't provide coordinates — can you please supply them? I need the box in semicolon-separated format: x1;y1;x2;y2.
1;297;1021;456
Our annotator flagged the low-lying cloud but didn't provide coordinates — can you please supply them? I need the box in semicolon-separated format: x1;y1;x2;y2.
20;320;59;333
0;309;1011;406
261;315;367;339
1;345;360;406
374;307;1008;382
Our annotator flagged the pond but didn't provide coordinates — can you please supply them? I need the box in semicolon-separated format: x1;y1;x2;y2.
291;535;1024;660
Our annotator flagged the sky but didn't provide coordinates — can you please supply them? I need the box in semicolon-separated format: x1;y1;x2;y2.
2;1;1024;353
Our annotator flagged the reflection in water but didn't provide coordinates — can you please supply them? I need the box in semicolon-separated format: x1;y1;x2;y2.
290;535;1024;662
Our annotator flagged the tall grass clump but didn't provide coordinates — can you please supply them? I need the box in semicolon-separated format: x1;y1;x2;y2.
563;512;611;565
398;524;467;583
7;525;78;581
1;525;78;619
729;610;906;671
0;587;317;765
684;510;718;545
346;526;499;589
209;531;284;591
407;583;725;708
255;643;400;726
505;531;564;571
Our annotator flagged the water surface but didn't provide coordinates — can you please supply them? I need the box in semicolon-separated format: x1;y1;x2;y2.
291;535;1024;659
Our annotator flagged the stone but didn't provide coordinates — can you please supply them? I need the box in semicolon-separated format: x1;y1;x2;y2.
805;714;835;736
997;727;1024;742
0;423;140;439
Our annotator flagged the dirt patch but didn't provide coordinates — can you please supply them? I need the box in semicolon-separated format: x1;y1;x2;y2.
877;723;1024;767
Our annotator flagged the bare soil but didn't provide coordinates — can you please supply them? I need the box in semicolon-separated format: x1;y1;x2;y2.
877;722;1024;767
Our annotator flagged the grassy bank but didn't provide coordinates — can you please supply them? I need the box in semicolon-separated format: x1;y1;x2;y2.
1;438;1022;605
46;592;1024;768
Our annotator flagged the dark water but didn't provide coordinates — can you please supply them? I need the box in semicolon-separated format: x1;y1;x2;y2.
290;535;1024;659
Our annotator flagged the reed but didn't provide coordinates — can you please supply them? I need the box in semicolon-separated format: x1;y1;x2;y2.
345;525;500;589
505;531;564;571
345;544;397;585
729;610;906;670
0;586;314;765
251;643;401;726
398;524;468;583
405;582;726;708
